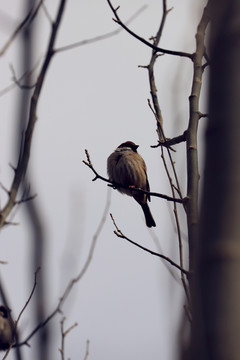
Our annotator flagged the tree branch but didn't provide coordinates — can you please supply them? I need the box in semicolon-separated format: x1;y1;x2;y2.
17;189;110;348
151;132;187;148
0;0;67;228
83;340;90;360
55;5;147;53
147;1;172;141
106;0;193;59
185;3;210;272
0;0;43;56
2;268;40;359
110;214;189;275
59;317;78;360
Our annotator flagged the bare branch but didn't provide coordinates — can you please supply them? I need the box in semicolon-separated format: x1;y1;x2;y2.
160;147;191;305
185;3;210;271
55;5;147;53
83;340;90;360
10;64;36;90
110;214;189;275
17;189;110;347
14;194;37;205
0;59;42;97
138;1;190;306
59;317;78;360
16;268;40;327
0;0;67;229
146;2;172;141
41;2;53;23
106;0;193;59
0;0;43;56
151;132;187;148
1;268;40;360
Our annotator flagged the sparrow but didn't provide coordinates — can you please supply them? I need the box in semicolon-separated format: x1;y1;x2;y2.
0;306;14;351
107;141;156;228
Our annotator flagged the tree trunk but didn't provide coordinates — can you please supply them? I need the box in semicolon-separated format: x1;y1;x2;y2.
191;1;240;359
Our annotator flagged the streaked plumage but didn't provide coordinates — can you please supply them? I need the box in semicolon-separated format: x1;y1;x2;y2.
107;141;156;227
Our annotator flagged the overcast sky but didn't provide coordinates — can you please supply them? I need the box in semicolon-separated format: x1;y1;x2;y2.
0;1;207;359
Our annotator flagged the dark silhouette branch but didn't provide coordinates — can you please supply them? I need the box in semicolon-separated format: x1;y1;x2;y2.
151;132;187;148
198;112;208;119
142;1;189;305
0;0;67;229
10;64;37;90
16;268;40;327
106;0;193;59
0;0;43;56
110;214;189;275
0;59;42;97
0;6;147;96
1;267;41;360
17;189;110;348
55;5;147;53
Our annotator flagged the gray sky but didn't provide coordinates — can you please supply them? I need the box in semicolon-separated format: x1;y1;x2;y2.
0;1;207;359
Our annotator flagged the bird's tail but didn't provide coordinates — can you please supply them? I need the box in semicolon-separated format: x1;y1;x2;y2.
141;203;156;228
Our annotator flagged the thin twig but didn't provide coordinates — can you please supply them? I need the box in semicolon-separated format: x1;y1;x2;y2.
160;147;190;304
0;0;67;229
17;189;111;347
108;0;189;305
151;132;187;148
14;194;37;205
41;2;53;23
83;340;90;360
59;317;78;360
110;214;189;275
10;65;36;90
151;94;186;300
0;1;44;56
16;268;40;326
0;58;42;97
2;268;40;359
106;0;193;59
55;5;147;53
0;6;147;97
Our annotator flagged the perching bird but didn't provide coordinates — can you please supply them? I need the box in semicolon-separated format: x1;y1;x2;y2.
0;306;14;351
107;141;156;228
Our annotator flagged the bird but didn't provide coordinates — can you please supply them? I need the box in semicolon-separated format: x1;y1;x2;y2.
107;141;156;228
0;306;14;351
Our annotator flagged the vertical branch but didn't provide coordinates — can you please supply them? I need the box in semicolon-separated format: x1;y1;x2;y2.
25;201;48;360
147;1;189;302
59;317;78;360
0;0;67;228
0;1;67;359
185;3;210;272
148;0;168;141
161;148;190;306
